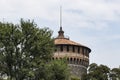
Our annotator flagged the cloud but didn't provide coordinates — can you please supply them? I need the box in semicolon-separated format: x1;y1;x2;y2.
0;0;59;21
55;0;120;30
0;0;120;68
0;0;120;29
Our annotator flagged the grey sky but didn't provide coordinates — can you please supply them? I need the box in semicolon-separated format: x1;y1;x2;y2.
0;0;120;68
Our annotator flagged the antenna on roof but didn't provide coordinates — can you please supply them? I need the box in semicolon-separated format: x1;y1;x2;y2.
60;6;62;27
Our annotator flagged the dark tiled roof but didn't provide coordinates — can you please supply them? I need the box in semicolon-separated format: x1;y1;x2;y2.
55;38;84;46
55;27;91;52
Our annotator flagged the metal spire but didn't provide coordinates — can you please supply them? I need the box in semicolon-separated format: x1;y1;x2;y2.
60;6;62;27
58;6;64;39
57;6;69;40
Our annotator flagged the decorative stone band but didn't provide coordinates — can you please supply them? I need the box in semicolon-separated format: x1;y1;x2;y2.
54;52;89;59
52;56;89;67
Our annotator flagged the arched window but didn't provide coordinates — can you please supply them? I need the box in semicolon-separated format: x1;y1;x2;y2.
77;58;79;64
70;58;72;64
74;58;76;64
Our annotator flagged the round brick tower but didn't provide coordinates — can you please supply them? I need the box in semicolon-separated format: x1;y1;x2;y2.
53;27;91;78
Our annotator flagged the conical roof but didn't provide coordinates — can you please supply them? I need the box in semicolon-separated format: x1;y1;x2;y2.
55;38;82;46
54;27;91;52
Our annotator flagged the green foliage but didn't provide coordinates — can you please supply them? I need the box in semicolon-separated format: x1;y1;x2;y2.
110;68;120;80
0;19;70;80
82;63;110;80
49;59;70;80
0;19;55;80
71;75;80;80
82;63;120;80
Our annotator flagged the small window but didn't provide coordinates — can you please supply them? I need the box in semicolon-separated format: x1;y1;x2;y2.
67;45;69;52
60;45;63;51
78;47;80;53
82;48;84;54
84;49;86;54
73;46;75;52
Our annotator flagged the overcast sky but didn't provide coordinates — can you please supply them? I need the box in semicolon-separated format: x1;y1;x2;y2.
0;0;120;68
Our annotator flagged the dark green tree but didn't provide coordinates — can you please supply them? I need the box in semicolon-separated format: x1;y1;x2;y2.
110;68;120;80
49;59;70;80
0;19;54;80
82;63;110;80
71;76;80;80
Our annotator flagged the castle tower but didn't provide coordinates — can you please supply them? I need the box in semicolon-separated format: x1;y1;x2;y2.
53;27;91;78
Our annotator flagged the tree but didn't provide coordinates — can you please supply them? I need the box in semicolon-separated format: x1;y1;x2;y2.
0;19;54;80
71;76;80;80
110;68;120;80
49;59;70;80
82;63;120;80
82;63;110;80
